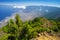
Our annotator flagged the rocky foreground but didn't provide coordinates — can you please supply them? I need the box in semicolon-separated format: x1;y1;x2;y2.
31;32;60;40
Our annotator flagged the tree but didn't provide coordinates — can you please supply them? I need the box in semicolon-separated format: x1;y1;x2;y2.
2;14;60;40
8;19;18;34
15;14;22;27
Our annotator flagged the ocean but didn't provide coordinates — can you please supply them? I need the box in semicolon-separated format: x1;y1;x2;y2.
0;5;20;21
0;5;60;21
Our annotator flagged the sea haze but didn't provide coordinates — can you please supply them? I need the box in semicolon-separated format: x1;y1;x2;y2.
0;5;60;21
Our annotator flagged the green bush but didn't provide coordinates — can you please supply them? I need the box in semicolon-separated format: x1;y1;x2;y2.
1;14;60;40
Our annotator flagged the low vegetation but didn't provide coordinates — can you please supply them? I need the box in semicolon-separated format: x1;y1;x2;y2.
0;14;60;40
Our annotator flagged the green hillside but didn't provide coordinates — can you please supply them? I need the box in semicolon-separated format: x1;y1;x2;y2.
0;14;60;40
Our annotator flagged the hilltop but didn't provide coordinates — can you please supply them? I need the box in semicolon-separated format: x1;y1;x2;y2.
0;14;60;40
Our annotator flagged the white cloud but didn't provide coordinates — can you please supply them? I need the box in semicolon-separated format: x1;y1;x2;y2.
13;6;26;9
45;10;48;12
5;19;8;22
0;22;2;23
40;8;42;11
0;3;60;8
5;17;9;19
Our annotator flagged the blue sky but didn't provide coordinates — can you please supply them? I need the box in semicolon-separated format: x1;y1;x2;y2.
0;0;59;2
0;0;60;7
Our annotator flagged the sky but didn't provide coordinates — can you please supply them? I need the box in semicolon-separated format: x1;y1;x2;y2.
0;0;60;7
0;0;60;22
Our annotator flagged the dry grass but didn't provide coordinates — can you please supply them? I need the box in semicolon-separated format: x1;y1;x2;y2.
35;32;60;40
